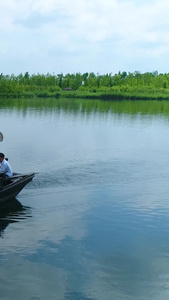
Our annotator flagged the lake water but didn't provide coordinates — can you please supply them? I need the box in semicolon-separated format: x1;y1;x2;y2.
0;98;169;299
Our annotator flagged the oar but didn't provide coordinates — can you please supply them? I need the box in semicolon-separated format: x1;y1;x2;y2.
0;132;3;142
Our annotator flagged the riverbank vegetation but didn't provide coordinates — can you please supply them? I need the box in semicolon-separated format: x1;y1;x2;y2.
0;71;169;100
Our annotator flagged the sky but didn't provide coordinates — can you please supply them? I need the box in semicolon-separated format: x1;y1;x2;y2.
0;0;169;76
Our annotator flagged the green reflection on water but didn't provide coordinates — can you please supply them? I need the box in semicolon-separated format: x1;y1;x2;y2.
0;98;169;117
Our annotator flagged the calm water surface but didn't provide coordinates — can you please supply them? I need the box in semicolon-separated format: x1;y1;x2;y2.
0;98;169;299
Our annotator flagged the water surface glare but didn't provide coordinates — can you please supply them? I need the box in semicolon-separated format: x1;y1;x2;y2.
0;98;169;299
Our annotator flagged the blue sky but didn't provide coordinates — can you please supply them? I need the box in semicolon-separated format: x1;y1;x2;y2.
0;0;169;76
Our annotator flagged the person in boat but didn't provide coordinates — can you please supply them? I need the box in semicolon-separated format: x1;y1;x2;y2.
0;152;13;177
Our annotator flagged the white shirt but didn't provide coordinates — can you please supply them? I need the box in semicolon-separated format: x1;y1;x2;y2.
0;159;13;177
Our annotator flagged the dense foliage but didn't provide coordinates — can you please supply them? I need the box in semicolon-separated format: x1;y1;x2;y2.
0;71;169;99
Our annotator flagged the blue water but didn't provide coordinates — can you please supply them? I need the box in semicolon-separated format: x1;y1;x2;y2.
0;99;169;299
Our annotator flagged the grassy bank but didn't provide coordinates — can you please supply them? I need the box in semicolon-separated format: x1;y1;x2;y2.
58;89;169;100
0;88;169;100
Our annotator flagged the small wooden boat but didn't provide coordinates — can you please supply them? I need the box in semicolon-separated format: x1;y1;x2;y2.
0;172;35;203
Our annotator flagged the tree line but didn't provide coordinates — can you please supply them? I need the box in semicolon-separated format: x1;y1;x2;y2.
0;71;169;99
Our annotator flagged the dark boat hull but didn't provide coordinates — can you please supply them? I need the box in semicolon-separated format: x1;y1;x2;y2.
0;173;35;203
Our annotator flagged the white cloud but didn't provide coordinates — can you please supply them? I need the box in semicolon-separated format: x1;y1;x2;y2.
0;0;169;74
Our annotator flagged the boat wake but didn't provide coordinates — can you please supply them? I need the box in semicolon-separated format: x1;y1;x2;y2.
30;161;122;190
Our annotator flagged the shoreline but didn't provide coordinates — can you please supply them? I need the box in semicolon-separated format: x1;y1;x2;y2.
0;90;169;101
